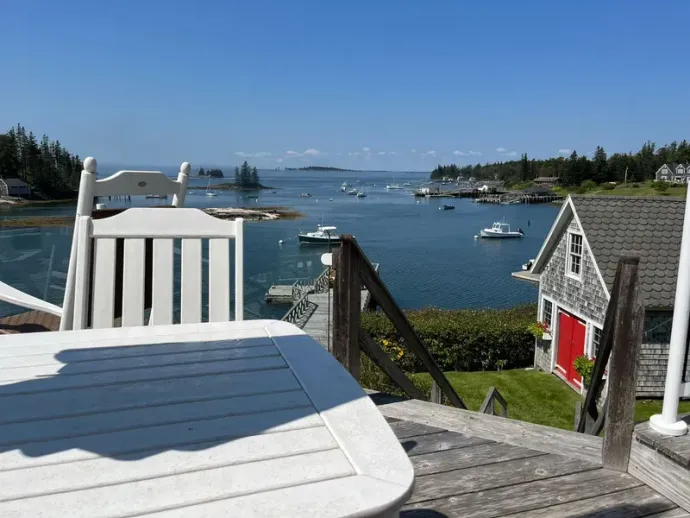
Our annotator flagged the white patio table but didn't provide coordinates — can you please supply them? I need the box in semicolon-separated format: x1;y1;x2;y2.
0;320;414;517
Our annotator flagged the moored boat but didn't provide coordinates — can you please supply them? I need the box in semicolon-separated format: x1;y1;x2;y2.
356;191;367;198
347;189;358;195
439;204;455;210
298;225;342;246
480;221;524;238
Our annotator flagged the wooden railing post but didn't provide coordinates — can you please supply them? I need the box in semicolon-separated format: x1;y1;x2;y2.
602;256;644;472
332;236;361;381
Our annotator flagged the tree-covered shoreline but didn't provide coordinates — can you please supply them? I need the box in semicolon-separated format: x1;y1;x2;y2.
0;124;82;198
431;140;690;187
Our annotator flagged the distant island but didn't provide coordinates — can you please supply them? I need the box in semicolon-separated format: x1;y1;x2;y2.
284;166;358;172
197;167;224;178
213;161;272;191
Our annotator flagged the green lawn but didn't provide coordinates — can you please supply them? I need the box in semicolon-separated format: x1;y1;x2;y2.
554;181;687;198
409;369;690;431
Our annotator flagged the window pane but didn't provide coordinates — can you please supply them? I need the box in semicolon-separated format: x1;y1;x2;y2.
593;326;602;357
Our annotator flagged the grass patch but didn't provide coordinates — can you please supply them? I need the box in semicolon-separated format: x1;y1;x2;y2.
363;366;690;431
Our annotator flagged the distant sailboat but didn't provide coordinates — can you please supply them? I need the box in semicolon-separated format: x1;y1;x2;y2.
206;178;217;197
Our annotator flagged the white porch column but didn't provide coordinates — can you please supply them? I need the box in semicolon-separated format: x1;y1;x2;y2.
649;186;690;436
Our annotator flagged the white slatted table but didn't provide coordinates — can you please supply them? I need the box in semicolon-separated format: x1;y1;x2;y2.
0;320;414;517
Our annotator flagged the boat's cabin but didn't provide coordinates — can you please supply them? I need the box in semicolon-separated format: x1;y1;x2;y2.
492;222;511;233
317;226;337;234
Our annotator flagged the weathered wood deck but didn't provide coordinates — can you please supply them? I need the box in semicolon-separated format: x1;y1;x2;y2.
371;395;690;518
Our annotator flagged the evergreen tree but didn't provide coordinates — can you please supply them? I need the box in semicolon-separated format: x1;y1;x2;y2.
239;161;251;187
592;146;609;183
519;153;531;182
198;167;206;177
250;167;260;187
234;166;241;186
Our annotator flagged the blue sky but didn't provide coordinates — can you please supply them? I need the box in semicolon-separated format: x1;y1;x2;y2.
2;1;689;170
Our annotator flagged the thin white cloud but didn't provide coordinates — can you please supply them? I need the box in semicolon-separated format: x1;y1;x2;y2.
558;148;572;155
377;151;386;156
504;151;517;157
285;150;301;157
234;151;271;158
420;150;437;158
389;151;398;155
303;148;321;156
495;146;507;153
453;150;468;156
469;150;482;156
411;148;417;153
362;147;371;152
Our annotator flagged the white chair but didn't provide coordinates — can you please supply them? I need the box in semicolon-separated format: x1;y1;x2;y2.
0;157;191;331
71;208;244;330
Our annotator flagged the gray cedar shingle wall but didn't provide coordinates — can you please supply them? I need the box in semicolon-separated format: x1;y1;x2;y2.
540;217;609;324
534;338;551;372
639;311;673;397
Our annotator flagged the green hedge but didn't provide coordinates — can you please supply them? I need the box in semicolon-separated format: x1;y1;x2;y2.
360;304;537;373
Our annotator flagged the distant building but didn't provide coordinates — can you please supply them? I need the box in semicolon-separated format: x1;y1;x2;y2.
0;178;31;198
533;177;559;188
655;163;690;183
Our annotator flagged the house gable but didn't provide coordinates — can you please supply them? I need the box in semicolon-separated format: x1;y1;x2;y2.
538;215;609;324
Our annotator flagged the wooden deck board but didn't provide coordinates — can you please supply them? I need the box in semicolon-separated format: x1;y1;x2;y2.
300;288;369;347
367;395;684;518
0;310;60;334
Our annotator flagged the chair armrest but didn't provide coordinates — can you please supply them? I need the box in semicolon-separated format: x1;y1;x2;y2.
0;281;63;317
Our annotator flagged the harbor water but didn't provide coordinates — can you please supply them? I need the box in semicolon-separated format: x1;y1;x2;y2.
0;168;559;320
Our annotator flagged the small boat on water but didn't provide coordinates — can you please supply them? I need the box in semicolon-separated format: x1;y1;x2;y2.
347;189;358;195
299;193;312;198
340;182;349;192
146;194;167;199
298;225;342;246
480;221;524;238
522;258;535;271
356;191;367;198
403;182;412;187
205;178;217;197
439;204;455;211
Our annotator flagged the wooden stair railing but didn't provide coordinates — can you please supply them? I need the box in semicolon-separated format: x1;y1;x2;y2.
479;386;508;418
574;256;644;472
332;235;466;409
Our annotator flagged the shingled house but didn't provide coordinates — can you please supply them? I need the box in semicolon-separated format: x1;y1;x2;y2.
528;195;689;397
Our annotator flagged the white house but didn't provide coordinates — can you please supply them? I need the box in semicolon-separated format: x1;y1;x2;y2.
0;178;31;198
656;163;690;183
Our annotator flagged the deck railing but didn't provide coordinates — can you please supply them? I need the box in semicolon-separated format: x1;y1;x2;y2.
331;235;466;409
281;291;311;325
575;256;645;471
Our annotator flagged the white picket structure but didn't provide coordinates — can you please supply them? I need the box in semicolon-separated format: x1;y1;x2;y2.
72;208;244;330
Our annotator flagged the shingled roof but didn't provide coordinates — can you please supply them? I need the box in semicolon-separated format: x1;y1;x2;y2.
570;196;685;308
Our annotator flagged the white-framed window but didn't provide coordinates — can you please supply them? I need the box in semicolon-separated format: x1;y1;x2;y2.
542;298;553;329
592;325;602;358
567;232;583;279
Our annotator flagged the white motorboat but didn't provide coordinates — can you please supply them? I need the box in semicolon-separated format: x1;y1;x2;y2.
356;191;367;198
480;221;524;238
347;188;358;195
298;225;342;246
340;182;349;192
522;258;535;271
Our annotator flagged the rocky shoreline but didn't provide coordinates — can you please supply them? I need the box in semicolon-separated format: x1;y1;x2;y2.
0;206;304;228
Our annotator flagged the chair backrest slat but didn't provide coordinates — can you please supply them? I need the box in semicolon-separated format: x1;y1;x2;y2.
122;238;146;327
91;238;117;329
60;158;190;331
180;238;203;324
151;239;174;325
72;208;243;329
209;238;231;322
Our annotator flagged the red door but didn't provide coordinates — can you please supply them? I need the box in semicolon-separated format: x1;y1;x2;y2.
556;311;586;387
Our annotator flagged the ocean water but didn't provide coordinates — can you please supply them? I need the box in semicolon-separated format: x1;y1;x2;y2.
0;169;559;319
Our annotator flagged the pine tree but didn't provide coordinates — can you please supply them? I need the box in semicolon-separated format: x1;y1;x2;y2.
240;161;251;187
198;167;206;177
592;146;609;183
519;153;531;182
250;167;260;187
234;166;241;186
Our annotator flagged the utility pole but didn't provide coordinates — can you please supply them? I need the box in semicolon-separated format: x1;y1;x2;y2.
624;166;628;184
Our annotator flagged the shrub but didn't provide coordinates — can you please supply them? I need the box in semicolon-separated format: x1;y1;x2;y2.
632;183;640;188
651;181;669;192
601;183;615;190
573;355;595;387
580;180;598;192
360;304;537;374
